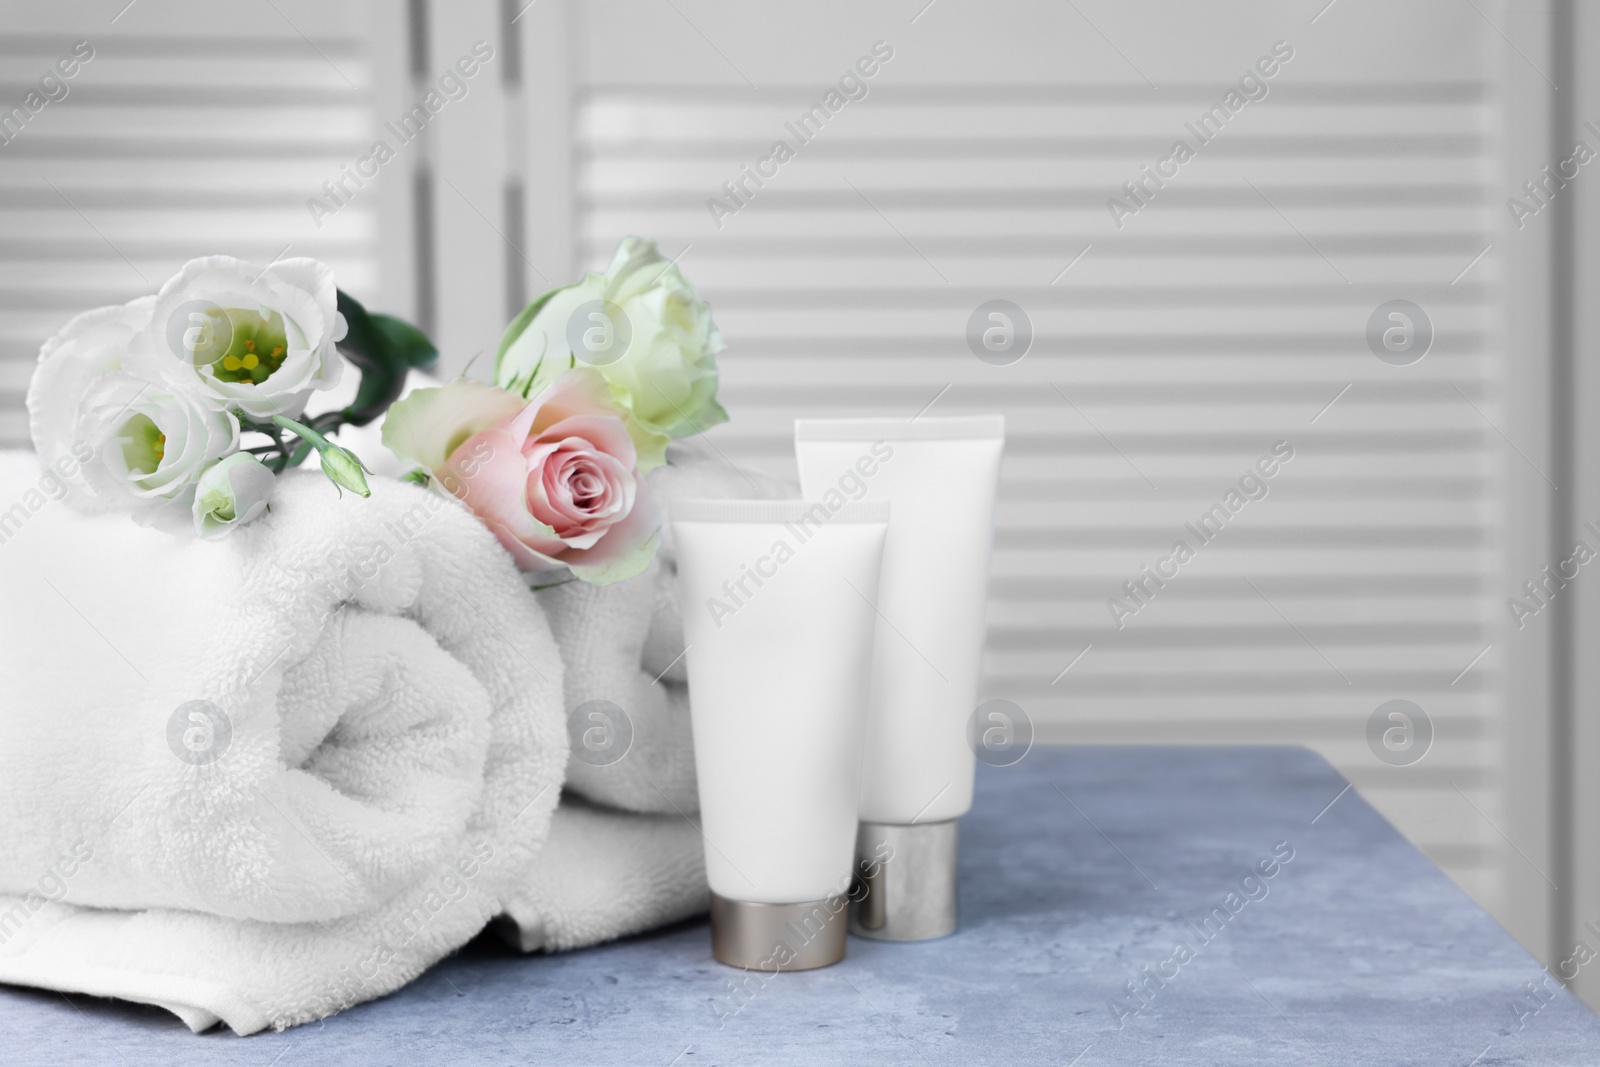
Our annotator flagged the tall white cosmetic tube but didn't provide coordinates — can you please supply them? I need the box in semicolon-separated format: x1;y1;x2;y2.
794;415;1004;940
672;498;889;971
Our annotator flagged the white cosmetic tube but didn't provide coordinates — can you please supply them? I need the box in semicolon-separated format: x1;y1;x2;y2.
794;415;1004;941
672;498;889;971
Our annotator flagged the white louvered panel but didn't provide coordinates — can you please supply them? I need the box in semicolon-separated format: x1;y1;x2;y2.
574;2;1504;908
0;1;378;446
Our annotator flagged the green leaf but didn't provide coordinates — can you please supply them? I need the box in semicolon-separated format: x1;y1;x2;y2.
336;289;436;427
371;313;439;369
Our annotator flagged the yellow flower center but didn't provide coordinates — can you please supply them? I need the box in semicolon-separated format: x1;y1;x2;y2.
118;414;166;477
199;308;291;385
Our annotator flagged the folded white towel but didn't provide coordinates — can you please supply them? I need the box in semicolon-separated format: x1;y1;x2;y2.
0;454;566;1033
501;797;707;953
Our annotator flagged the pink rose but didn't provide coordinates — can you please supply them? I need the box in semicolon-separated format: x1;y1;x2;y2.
382;369;661;584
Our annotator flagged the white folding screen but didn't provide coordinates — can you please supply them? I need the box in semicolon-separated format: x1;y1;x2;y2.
0;0;380;445
553;0;1511;915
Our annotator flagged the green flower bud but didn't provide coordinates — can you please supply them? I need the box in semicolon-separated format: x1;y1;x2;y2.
319;443;372;498
270;414;373;498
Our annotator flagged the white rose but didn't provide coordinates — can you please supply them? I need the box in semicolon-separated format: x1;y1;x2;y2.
138;255;347;420
495;237;727;448
193;452;275;538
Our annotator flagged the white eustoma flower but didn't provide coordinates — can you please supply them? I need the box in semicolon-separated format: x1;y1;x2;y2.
73;373;241;529
26;297;154;512
28;296;240;526
138;256;347;420
193;452;275;538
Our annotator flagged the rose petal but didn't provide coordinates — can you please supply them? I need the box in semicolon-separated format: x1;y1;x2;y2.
437;424;561;554
530;413;637;470
382;380;527;472
560;479;662;584
526;445;634;543
523;368;618;431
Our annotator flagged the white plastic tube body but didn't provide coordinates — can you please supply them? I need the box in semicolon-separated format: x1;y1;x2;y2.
794;416;1004;826
673;499;889;904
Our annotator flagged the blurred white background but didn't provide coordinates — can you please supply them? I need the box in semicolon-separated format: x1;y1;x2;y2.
1;0;1596;1006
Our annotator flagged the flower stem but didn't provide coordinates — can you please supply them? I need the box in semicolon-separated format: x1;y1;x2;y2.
270;414;333;452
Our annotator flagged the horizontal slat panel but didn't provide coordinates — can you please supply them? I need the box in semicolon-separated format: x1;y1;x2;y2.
0;19;378;450
575;0;1505;911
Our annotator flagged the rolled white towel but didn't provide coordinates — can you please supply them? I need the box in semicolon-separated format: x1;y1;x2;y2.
0;454;566;1033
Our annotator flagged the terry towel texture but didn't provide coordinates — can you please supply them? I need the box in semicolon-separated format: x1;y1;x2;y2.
0;455;567;1034
0;440;795;1032
499;798;707;954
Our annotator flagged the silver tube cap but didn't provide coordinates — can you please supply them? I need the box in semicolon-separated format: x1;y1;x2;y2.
709;893;849;971
850;820;959;941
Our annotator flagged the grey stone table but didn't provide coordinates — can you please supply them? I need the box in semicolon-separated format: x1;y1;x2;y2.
4;746;1598;1065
